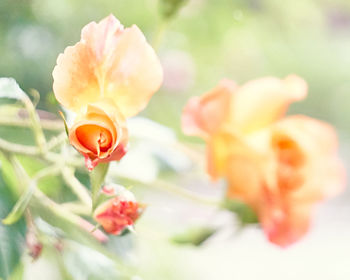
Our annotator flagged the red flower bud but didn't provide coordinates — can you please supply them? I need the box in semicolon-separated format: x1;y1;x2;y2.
93;185;144;235
26;230;43;261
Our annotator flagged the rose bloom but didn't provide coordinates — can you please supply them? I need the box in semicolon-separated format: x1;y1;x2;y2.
53;15;163;170
182;75;346;247
93;185;144;235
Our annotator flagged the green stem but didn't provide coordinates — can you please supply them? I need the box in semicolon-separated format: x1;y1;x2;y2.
0;137;39;155
46;132;67;150
0;116;64;131
10;157;108;243
22;95;47;154
90;163;109;211
0;137;83;167
61;168;92;206
32;191;134;278
32;164;62;180
3;161;62;225
6;152;133;277
61;202;91;216
153;179;220;206
123;176;220;207
33;189;108;243
44;152;83;168
152;19;169;50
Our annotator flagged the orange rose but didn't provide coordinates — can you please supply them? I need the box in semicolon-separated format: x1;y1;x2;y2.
182;75;345;247
68;100;128;170
93;184;144;235
52;15;163;169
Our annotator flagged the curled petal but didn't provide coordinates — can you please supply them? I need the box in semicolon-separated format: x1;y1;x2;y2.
271;115;346;200
94;196;143;235
259;115;346;246
273;115;339;156
232;75;307;132
53;14;163;117
182;79;235;138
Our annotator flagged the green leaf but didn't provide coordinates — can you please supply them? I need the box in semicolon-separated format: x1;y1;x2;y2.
62;241;122;280
8;262;23;280
0;153;19;196
222;198;259;225
0;126;35;146
16;155;66;199
30;205;130;277
0;172;26;280
171;226;216;246
58;111;69;137
2;180;35;225
0;78;26;101
90;163;109;210
1;155;38;225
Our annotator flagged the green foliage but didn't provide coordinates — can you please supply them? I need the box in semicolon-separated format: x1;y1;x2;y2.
0;78;26;101
0;154;19;196
171;226;216;246
90;163;109;210
159;0;188;19
0;163;27;280
222;198;258;225
62;241;122;280
58;111;69;137
2;180;35;225
16;155;66;199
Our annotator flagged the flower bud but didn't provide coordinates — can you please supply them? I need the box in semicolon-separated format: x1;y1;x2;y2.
159;0;188;19
93;184;144;235
26;230;43;260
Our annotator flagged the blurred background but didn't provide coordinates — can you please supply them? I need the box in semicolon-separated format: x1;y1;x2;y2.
1;0;350;279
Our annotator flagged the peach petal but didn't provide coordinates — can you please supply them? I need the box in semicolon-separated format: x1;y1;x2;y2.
273;115;338;155
232;75;307;132
260;199;312;247
182;79;235;138
272;115;346;201
53;15;163;117
226;153;264;206
68;100;128;169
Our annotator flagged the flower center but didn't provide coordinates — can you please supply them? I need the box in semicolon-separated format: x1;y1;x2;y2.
76;124;113;155
273;136;305;191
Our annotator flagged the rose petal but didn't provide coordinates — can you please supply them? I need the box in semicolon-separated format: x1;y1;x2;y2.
260;198;312;247
53;14;163;117
272;115;346;201
232;75;307;132
94;197;141;235
182;79;235;138
69;100;127;165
